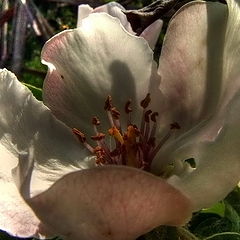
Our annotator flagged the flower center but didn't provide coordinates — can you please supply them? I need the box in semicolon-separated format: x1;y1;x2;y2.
73;94;180;172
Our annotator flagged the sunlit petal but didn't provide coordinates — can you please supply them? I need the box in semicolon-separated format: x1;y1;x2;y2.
0;69;92;236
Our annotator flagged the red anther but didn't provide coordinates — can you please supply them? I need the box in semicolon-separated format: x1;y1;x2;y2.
170;122;181;130
151;112;159;122
91;133;106;141
95;146;106;164
104;95;113;111
72;128;86;143
92;116;100;125
144;110;152;123
111;107;120;119
125;99;132;114
140;93;151;109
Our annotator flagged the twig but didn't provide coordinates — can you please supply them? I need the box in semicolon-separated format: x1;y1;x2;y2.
0;0;9;67
11;2;28;75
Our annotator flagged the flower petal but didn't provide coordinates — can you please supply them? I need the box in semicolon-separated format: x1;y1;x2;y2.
0;69;91;236
77;4;93;26
42;14;155;134
0;144;41;238
77;2;134;34
140;20;163;50
157;1;228;130
28;166;192;240
168;92;240;211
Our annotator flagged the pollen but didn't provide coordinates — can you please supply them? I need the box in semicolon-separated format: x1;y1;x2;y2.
73;94;180;171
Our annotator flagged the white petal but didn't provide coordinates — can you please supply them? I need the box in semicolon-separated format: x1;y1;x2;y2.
0;144;42;238
77;2;134;34
77;4;93;27
28;166;192;240
157;1;228;130
42;14;155;134
0;69;91;236
140;20;163;50
168;92;240;210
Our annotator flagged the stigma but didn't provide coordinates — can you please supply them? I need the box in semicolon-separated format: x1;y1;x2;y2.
73;94;180;172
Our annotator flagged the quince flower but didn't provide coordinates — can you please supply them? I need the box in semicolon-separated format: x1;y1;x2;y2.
0;0;240;240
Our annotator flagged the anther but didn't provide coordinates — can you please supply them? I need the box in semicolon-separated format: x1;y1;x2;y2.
91;133;106;141
72;128;86;143
151;112;159;122
140;93;151;109
72;128;95;153
125;99;132;114
144;110;152;123
170;122;181;130
108;126;124;144
104;95;113;111
92;117;100;126
111;107;120;120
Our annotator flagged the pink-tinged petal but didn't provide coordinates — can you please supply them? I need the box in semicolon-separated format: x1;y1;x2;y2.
28;166;192;240
157;1;228;130
168;92;240;210
42;14;155;134
77;4;93;27
77;2;134;34
140;20;163;49
0;69;91;237
0;145;42;238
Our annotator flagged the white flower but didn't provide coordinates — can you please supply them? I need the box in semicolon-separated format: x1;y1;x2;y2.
0;0;239;239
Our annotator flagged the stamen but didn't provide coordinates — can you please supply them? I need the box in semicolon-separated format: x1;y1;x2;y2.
111;107;120;120
92;116;100;134
72;128;86;143
92;116;100;126
149;122;181;160
72;128;95;153
140;93;151;109
94;146;106;165
104;95;113;111
170;122;181;130
104;96;115;127
149;112;159;140
108;126;124;144
111;107;121;130
140;93;151;134
91;133;106;141
125;99;132;125
144;110;152;140
74;93;182;175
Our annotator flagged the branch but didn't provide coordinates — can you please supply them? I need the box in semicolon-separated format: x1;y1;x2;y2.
0;0;10;67
11;2;28;75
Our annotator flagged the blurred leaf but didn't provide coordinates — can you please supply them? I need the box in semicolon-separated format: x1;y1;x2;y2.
23;83;42;100
201;202;225;218
203;232;240;240
141;226;178;240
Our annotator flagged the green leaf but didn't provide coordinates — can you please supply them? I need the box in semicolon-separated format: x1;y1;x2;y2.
23;83;42;100
201;202;225;218
203;232;240;240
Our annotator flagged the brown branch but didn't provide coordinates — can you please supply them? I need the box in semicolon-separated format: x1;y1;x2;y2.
0;0;10;67
11;2;28;75
0;8;14;27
